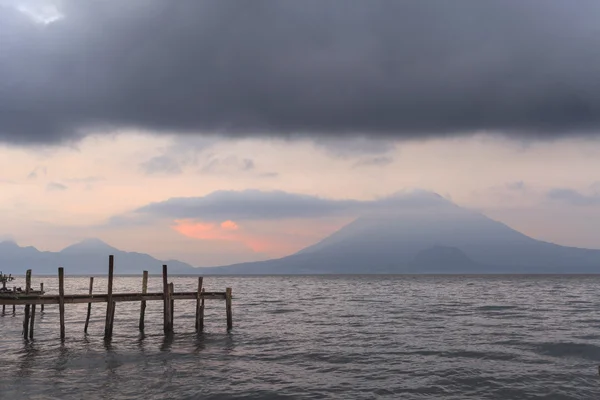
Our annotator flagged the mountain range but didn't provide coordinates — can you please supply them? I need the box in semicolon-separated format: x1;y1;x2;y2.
0;238;195;275
2;192;600;275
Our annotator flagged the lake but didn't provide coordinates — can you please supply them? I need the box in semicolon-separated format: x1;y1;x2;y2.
1;275;599;399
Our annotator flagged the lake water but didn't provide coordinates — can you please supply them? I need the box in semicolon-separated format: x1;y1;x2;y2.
1;275;600;399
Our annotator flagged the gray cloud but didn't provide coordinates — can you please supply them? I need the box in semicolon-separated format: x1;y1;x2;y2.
140;155;182;175
111;189;451;224
27;166;47;179
3;1;600;145
353;156;394;168
506;181;527;191
200;156;256;174
64;176;104;184
547;188;600;206
46;182;67;191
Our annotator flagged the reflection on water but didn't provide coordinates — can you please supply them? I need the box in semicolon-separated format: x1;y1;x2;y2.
1;275;600;399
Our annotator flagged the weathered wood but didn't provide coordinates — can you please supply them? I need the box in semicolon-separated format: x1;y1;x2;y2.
104;255;114;339
139;271;148;331
0;291;226;305
29;304;35;339
108;301;116;338
200;288;206;332
195;277;203;331
2;304;4;315
84;277;94;333
23;269;32;339
58;267;65;340
40;283;44;312
162;265;172;333
169;282;174;328
226;287;233;331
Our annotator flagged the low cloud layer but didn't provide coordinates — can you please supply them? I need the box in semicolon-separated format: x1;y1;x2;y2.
547;188;600;206
113;189;450;225
3;1;600;145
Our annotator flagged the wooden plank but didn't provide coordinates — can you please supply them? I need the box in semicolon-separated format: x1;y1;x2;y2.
226;287;233;331
58;267;65;340
195;277;203;332
40;283;44;312
84;277;94;333
139;271;148;332
23;269;32;339
29;304;35;339
0;291;227;305
104;255;114;339
162;265;172;333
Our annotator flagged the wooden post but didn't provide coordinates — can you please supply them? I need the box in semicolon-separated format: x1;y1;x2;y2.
2;305;4;315
162;265;172;333
40;283;44;312
22;269;31;339
109;301;116;338
139;271;148;332
226;287;233;331
195;277;203;332
29;304;35;339
84;277;94;333
58;267;65;340
104;255;114;339
12;287;15;314
169;282;174;328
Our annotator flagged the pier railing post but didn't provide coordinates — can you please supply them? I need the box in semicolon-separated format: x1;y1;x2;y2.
162;265;172;333
195;277;203;332
139;271;148;332
58;267;65;340
23;269;31;339
104;255;114;339
226;287;233;331
84;277;94;333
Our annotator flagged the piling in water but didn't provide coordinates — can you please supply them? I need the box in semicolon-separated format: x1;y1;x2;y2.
104;256;114;339
139;271;148;332
58;267;65;340
226;287;233;331
84;277;94;333
162;265;172;333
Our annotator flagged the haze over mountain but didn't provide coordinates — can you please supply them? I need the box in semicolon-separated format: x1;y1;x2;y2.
2;191;600;275
0;238;195;275
204;192;600;274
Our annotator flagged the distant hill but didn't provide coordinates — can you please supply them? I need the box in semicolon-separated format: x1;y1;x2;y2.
0;238;196;275
202;191;600;274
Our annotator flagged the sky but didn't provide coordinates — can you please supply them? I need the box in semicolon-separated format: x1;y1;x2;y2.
2;0;600;267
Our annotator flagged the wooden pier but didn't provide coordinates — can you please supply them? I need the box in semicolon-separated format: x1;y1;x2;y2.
0;255;233;340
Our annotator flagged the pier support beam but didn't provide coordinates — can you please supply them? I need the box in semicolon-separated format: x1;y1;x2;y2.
22;269;31;339
162;265;172;333
40;283;44;312
58;267;65;340
84;277;94;333
195;277;203;332
139;271;148;332
226;287;233;331
104;255;114;339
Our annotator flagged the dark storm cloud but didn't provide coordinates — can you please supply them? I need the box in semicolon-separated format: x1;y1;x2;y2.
109;189;451;225
3;0;600;145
